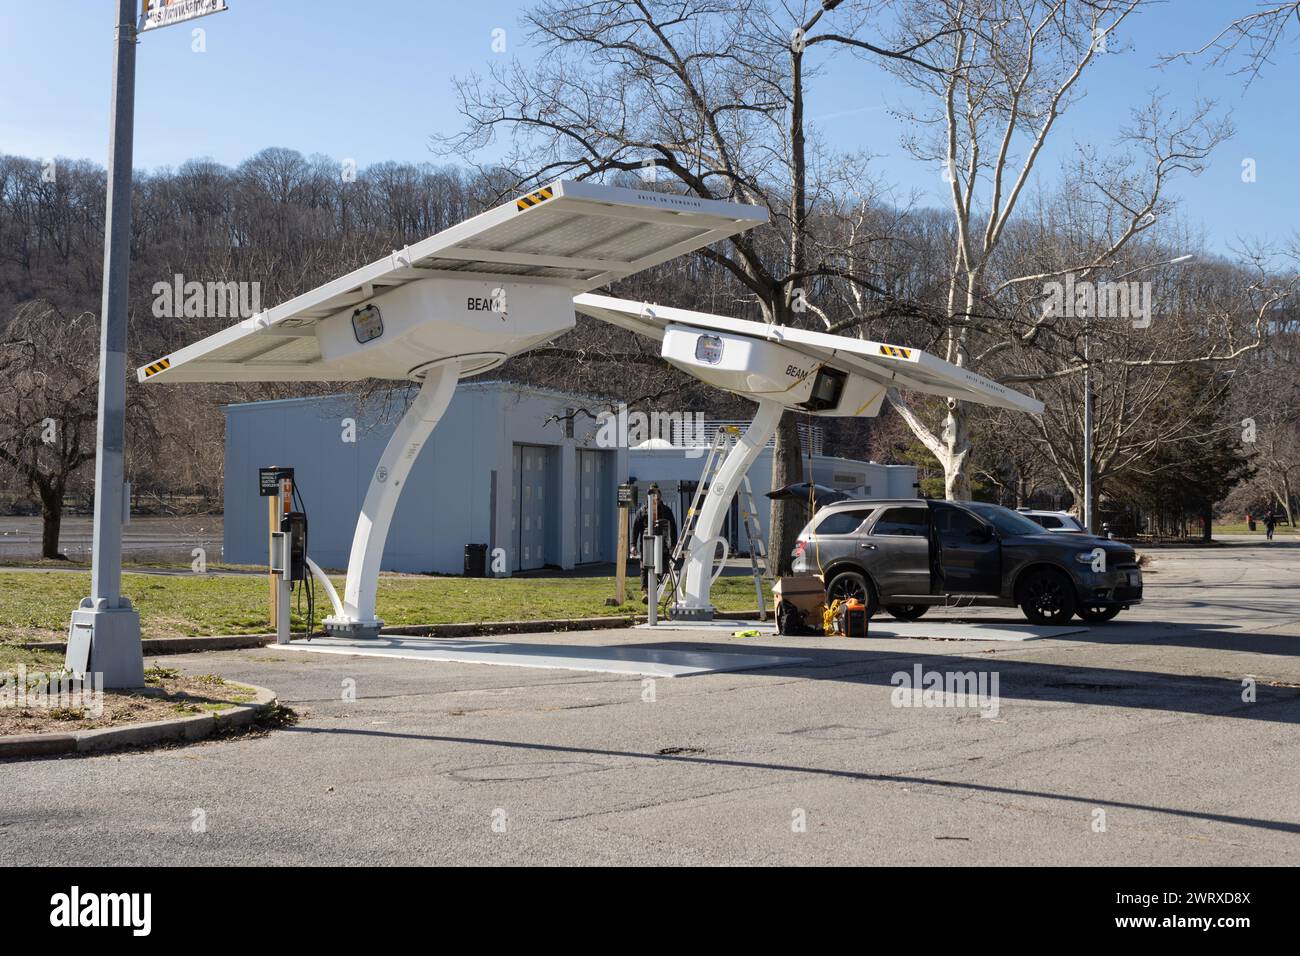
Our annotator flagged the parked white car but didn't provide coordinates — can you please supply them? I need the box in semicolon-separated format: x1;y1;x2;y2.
1017;509;1085;533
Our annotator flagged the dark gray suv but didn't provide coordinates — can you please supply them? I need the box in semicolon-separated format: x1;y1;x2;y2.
791;499;1143;624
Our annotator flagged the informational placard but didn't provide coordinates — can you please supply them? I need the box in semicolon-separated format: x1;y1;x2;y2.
140;0;229;32
617;483;635;507
259;466;294;497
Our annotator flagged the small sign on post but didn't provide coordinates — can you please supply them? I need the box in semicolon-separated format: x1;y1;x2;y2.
614;483;634;606
258;466;293;497
140;0;229;32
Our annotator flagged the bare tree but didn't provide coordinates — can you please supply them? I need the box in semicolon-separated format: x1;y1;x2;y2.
435;0;953;567
0;305;102;557
868;0;1250;501
1164;2;1300;83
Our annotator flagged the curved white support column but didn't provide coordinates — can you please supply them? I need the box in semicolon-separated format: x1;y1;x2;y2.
324;365;458;637
674;400;783;620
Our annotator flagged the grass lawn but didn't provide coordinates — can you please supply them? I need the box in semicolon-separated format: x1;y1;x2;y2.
0;570;771;644
0;644;64;673
1213;522;1297;535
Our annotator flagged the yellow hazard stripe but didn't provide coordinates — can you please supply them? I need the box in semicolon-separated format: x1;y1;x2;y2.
878;345;912;359
143;357;171;378
515;185;554;211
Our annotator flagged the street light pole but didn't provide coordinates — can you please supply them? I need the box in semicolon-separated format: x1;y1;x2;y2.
67;0;144;689
1083;312;1093;534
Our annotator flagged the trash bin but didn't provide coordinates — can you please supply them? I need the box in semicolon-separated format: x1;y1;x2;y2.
463;543;488;578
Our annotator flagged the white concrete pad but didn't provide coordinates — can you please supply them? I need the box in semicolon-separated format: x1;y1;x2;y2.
638;618;775;633
642;619;1087;642
280;636;809;677
872;622;1087;642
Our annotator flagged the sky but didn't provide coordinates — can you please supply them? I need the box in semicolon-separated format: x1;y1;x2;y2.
1;0;1297;257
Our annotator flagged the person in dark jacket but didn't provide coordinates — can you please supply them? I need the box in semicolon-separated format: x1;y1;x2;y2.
630;484;678;599
1264;512;1277;541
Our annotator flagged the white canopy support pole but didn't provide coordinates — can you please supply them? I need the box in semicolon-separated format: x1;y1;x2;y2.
674;400;784;620
324;365;458;637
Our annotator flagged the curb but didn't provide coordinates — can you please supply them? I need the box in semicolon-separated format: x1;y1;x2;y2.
379;609;767;636
380;615;634;637
16;633;276;655
10;608;770;656
0;682;278;761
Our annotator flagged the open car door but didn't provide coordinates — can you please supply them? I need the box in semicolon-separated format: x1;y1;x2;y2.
929;502;1001;595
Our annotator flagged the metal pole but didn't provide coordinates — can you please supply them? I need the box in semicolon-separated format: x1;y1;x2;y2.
1083;312;1093;534
67;0;144;688
645;534;658;627
92;0;136;606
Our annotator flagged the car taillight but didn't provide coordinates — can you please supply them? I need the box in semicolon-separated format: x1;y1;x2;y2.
794;540;806;558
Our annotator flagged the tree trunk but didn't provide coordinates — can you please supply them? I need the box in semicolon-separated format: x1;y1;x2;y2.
941;403;971;500
768;411;803;574
39;485;64;560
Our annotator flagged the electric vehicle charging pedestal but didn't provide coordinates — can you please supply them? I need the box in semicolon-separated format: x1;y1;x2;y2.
269;530;291;644
642;533;662;626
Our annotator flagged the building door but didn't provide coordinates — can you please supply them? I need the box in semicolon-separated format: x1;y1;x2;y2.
577;449;611;563
512;444;549;571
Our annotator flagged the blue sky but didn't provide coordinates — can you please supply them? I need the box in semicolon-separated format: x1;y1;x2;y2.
1;1;1296;255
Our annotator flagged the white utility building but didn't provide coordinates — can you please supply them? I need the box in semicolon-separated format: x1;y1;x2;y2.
220;381;915;574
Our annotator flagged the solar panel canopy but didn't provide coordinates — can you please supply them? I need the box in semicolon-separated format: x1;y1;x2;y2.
573;294;1044;415
138;181;766;384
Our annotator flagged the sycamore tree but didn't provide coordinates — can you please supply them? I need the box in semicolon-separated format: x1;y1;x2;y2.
867;0;1256;499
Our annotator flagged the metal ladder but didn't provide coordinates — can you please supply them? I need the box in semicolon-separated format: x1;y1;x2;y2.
669;426;773;619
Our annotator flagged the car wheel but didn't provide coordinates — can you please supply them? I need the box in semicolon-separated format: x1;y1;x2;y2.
885;604;928;622
1017;569;1077;625
826;570;878;616
1076;604;1121;623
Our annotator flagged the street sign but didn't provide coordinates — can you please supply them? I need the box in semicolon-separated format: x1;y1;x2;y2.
617;483;635;507
140;0;228;32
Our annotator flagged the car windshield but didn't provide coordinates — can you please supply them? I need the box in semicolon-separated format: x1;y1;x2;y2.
966;503;1051;536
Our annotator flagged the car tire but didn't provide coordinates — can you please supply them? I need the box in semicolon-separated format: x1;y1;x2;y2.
1076;604;1122;623
825;569;879;617
885;604;928;622
1017;569;1077;625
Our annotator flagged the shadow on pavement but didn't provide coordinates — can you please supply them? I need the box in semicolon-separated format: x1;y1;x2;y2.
283;723;1300;835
